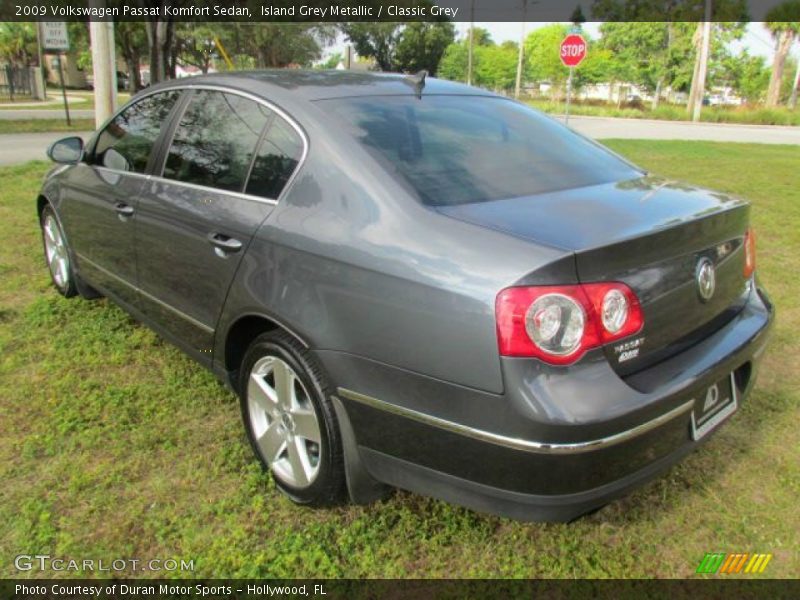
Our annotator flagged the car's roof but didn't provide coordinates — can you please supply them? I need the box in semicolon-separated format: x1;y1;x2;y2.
149;69;492;102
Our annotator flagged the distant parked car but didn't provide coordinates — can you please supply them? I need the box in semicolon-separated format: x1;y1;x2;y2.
86;71;130;91
625;94;644;108
37;71;773;521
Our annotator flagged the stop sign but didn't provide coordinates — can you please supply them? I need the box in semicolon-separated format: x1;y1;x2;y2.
560;34;587;67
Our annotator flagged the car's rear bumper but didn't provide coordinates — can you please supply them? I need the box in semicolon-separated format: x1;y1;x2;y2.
324;283;774;521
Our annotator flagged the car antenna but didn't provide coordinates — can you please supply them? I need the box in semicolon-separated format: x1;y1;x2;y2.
405;70;427;99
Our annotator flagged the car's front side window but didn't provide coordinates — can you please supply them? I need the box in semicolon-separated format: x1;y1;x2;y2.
93;91;180;173
162;90;273;193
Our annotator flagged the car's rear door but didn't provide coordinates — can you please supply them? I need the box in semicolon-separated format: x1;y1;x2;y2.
59;90;182;306
135;87;305;360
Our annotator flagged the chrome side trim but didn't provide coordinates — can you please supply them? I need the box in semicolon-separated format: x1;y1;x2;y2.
76;253;214;335
146;173;278;206
93;166;151;182
89;83;309;207
336;387;694;455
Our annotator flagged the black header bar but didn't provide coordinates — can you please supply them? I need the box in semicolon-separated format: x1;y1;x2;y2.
2;0;799;22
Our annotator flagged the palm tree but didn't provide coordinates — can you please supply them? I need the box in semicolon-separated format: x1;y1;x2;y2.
765;2;800;107
0;23;37;67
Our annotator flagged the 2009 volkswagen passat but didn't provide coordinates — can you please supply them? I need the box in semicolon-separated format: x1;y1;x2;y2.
38;71;773;521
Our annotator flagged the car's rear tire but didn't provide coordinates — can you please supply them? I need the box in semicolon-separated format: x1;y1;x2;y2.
239;331;346;506
41;205;77;298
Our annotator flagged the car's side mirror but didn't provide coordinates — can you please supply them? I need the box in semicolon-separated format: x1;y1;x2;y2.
47;136;84;164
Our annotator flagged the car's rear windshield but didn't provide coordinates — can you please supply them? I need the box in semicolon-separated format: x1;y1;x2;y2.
318;95;640;206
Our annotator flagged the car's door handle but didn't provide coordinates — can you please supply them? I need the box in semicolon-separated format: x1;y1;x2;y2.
207;232;243;254
114;202;134;217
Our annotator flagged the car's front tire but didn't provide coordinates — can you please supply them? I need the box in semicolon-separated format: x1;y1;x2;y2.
239;331;346;506
41;205;77;298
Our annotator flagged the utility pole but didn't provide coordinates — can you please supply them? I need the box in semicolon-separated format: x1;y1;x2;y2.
514;0;527;99
691;0;712;122
90;19;117;127
467;0;475;86
35;23;46;100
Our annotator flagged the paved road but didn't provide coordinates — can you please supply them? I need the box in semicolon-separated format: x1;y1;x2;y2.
0;131;92;166
565;115;800;145
2;114;797;167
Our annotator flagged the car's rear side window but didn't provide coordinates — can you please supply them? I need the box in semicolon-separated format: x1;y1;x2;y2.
163;90;273;193
318;95;639;206
93;91;179;173
245;117;304;200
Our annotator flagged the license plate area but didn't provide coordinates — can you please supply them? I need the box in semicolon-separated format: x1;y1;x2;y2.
691;373;738;441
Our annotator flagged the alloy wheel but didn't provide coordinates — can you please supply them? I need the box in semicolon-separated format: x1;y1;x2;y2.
43;214;70;290
247;355;322;488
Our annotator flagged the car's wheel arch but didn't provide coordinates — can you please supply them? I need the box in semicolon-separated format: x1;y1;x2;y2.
221;312;311;389
221;311;391;504
37;194;50;219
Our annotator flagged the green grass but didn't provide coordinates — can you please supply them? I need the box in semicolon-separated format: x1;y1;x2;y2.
0;119;95;134
527;99;800;126
1;143;798;579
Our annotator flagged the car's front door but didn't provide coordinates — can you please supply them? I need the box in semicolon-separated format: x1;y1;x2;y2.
135;88;305;360
59;90;182;306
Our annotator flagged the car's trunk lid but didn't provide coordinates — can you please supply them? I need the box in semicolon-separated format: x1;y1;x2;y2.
437;176;752;374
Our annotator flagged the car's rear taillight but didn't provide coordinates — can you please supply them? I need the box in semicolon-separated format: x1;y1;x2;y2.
743;228;756;278
496;282;644;365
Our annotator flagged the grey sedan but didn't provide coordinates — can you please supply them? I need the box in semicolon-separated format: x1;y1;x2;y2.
38;71;773;521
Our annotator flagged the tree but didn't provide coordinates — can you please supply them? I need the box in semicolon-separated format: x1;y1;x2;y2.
438;40;468;82
593;0;748;110
116;23;148;91
341;22;455;75
525;24;571;90
599;23;671;107
206;23;334;70
0;22;37;67
175;23;220;74
67;22;92;72
438;28;492;83
576;46;616;88
765;2;800;106
474;43;518;91
467;27;493;47
340;23;402;71
784;56;799;106
141;1;174;84
718;51;770;104
394;22;455;75
438;36;520;92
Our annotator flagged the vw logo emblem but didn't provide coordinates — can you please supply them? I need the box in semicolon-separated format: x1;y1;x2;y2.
696;258;716;302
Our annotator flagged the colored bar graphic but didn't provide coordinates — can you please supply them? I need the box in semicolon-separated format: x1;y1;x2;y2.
698;553;773;574
696;553;726;574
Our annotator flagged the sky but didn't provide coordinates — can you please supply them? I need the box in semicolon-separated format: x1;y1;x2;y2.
325;22;798;64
